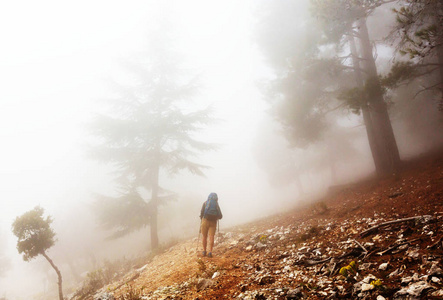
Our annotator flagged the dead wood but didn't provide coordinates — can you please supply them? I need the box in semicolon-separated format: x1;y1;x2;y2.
360;215;433;238
352;239;368;255
428;236;443;249
375;237;422;256
294;257;331;266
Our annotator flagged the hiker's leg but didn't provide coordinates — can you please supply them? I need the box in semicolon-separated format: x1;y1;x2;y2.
209;233;215;253
201;219;209;253
208;222;216;253
202;234;207;252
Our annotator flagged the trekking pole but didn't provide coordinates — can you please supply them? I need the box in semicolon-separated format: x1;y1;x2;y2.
216;219;220;245
196;219;202;256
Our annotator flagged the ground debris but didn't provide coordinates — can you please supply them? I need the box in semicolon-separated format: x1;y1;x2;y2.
73;154;443;300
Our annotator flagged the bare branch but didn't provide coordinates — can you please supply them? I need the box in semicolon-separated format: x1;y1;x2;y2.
360;215;433;238
414;82;442;98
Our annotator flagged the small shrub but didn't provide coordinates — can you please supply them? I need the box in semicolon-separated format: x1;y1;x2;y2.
311;201;328;215
197;258;206;274
259;235;267;243
370;279;385;290
195;258;218;279
297;226;321;242
339;261;357;279
116;284;145;300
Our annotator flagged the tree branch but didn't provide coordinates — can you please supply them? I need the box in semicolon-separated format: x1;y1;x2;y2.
414;82;442;98
360;215;433;238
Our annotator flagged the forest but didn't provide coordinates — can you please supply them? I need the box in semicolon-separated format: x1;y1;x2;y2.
0;0;442;299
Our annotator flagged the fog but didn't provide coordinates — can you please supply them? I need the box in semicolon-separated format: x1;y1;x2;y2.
1;0;442;299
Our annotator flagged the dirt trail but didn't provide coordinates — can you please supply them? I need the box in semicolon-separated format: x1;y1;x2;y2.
93;151;443;299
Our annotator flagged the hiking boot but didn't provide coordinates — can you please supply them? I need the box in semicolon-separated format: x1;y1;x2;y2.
207;252;213;258
202;251;207;257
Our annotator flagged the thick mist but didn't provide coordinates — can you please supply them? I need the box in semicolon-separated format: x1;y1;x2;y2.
1;0;443;299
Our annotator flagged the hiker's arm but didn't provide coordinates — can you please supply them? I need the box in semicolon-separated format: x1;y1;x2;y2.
200;203;205;219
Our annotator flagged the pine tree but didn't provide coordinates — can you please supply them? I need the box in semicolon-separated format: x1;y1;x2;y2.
12;207;64;300
90;31;215;250
391;0;443;109
311;0;401;175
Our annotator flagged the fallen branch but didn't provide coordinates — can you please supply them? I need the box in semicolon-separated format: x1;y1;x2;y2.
428;236;443;250
294;257;331;266
360;215;433;238
353;239;368;255
295;246;365;267
375;237;422;256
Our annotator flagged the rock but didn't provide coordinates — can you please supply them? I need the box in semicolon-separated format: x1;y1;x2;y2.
258;275;275;285
376;296;386;300
401;273;419;286
394;281;434;299
197;278;214;291
246;245;253;251
362;274;377;283
94;292;115;300
430;289;443;297
212;271;220;279
256;242;267;249
388;268;400;278
358;263;372;271
361;283;375;292
428;261;442;276
286;288;303;299
379;262;389;271
431;276;440;283
406;248;420;259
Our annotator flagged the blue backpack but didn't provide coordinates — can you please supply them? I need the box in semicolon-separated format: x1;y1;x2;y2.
204;193;220;221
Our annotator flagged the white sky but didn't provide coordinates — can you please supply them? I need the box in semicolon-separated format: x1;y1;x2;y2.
0;0;285;297
0;0;269;218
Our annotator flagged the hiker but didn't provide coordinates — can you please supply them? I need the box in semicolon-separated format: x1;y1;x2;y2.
200;192;223;257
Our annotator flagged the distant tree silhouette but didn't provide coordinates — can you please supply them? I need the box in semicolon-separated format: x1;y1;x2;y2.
390;0;443;109
256;0;401;176
90;29;216;250
11;206;64;300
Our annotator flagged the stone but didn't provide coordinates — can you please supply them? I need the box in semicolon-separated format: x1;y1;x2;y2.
361;283;375;292
258;275;275;285
388;268;400;278
362;274;377;283
94;292;115;300
394;281;434;299
286;288;303;299
379;263;389;271
428;262;442;276
431;276;440;283
196;278;214;291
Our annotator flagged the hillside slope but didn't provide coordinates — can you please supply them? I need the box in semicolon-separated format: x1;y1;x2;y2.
75;151;443;300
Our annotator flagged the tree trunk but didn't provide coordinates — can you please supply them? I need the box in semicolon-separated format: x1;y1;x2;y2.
436;33;443;110
348;33;385;174
42;251;63;300
357;17;401;175
435;3;443;110
150;161;160;250
438;45;443;110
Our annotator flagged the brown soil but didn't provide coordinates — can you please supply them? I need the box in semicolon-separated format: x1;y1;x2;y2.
101;150;443;299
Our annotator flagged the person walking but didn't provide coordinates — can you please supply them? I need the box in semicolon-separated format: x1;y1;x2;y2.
199;192;223;258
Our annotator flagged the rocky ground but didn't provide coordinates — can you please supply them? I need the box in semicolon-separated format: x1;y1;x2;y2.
75;151;443;300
